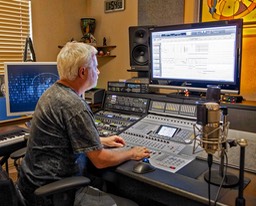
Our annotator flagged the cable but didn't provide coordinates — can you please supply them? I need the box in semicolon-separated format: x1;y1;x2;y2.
213;151;228;205
207;154;213;206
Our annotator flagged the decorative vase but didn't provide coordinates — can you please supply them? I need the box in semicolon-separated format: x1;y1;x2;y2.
80;18;96;44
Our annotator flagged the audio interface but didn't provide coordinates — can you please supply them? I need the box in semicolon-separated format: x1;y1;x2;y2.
108;81;149;93
221;95;243;103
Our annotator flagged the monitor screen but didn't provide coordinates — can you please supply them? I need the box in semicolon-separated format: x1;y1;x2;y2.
4;62;59;116
149;19;243;94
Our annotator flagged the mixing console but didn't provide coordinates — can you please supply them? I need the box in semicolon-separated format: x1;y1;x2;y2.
94;93;149;136
95;92;201;173
117;114;201;173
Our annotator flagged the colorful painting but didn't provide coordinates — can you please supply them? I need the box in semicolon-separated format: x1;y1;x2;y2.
200;0;256;22
200;0;256;36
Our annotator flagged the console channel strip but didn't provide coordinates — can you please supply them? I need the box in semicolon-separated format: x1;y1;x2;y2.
117;114;201;173
94;93;149;136
103;93;149;114
94;111;142;136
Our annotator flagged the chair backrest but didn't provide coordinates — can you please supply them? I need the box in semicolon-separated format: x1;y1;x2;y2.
9;147;91;206
0;166;76;206
0;165;19;206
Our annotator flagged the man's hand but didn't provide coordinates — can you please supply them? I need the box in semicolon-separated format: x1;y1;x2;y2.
130;146;150;160
100;135;126;148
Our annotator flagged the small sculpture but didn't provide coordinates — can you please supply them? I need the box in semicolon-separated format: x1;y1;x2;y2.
80;18;97;45
103;37;107;46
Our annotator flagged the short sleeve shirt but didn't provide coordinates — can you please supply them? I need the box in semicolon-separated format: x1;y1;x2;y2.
17;82;103;203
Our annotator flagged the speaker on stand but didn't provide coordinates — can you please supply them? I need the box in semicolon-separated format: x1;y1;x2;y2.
128;26;152;78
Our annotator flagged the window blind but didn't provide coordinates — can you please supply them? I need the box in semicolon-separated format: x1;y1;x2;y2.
0;0;31;72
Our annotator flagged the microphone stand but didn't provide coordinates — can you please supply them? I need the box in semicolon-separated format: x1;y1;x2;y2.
204;108;239;188
235;139;248;206
204;147;239;188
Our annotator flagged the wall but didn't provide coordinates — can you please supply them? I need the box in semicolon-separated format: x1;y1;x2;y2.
85;0;138;88
31;0;87;61
87;0;187;89
31;0;256;101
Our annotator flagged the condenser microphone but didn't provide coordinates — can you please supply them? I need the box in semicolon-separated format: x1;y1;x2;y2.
193;86;236;189
196;102;221;155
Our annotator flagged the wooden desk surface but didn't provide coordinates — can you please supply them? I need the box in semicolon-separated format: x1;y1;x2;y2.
0;116;32;128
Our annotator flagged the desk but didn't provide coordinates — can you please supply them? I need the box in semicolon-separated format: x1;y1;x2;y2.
95;127;256;206
1;92;255;205
101;158;256;206
0;116;32;128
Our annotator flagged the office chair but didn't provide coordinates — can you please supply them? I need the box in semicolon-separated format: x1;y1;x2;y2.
0;147;91;206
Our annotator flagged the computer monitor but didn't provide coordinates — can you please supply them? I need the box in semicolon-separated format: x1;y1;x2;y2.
4;62;59;116
149;19;243;95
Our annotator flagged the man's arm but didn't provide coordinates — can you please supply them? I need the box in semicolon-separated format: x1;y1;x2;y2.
100;135;125;148
87;146;150;169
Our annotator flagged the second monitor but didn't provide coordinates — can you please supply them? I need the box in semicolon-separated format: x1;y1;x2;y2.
4;62;59;116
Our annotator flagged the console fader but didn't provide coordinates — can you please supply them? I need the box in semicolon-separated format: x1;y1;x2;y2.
94;93;149;137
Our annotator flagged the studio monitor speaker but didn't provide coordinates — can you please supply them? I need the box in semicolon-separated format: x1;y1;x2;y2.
129;26;152;70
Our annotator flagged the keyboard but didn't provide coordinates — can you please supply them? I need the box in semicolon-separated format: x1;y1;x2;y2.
0;126;29;149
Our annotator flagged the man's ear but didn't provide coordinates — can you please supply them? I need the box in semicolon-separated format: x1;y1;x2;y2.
79;67;87;78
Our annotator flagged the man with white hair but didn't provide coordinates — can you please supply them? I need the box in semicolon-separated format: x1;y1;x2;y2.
17;42;150;206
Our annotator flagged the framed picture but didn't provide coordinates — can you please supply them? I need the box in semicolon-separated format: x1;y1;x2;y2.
200;0;256;36
0;73;5;97
104;0;125;13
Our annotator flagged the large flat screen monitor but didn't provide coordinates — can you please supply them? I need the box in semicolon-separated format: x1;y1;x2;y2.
4;62;59;116
149;19;243;95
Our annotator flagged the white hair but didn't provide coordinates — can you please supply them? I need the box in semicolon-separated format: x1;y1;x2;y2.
57;42;97;81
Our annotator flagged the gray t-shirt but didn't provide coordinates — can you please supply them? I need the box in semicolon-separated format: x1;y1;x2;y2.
17;82;102;205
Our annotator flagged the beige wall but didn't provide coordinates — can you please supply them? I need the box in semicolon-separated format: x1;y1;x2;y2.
31;0;87;61
31;0;256;101
85;0;138;89
184;0;200;23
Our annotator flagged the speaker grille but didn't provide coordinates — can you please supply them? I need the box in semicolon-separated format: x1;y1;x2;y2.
132;44;148;65
134;28;148;44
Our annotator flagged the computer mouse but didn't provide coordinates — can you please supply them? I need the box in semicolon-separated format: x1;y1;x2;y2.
132;162;156;174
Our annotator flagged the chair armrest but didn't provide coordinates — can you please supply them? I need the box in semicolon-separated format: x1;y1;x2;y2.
10;147;27;160
34;176;91;197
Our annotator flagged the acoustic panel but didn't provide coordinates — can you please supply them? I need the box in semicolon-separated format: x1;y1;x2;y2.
138;0;184;26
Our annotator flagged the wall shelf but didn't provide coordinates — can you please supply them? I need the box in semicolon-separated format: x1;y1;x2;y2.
96;45;116;58
58;45;117;58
